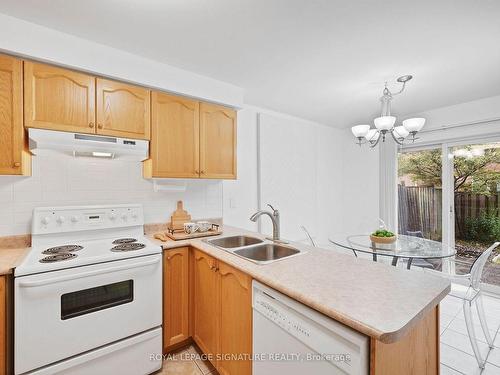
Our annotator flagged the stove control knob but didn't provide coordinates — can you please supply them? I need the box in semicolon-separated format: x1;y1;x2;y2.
121;214;128;221
131;213;138;219
56;216;65;224
41;217;50;225
109;213;117;221
71;216;79;223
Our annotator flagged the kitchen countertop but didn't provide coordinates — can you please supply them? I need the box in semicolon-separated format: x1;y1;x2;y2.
0;247;30;275
151;225;451;344
0;225;450;343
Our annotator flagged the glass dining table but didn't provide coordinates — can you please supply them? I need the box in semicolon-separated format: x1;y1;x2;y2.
328;234;456;269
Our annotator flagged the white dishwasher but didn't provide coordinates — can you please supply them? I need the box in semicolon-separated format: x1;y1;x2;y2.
253;281;369;375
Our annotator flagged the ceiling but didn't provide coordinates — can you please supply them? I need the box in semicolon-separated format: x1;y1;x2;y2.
1;0;499;127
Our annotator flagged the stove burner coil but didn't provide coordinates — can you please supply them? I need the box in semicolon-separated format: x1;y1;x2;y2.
39;253;77;263
42;245;84;255
111;243;146;252
112;238;138;244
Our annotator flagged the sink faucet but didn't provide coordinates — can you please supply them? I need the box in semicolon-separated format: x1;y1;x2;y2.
250;204;284;243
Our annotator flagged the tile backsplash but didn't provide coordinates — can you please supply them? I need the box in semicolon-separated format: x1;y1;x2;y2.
0;150;223;236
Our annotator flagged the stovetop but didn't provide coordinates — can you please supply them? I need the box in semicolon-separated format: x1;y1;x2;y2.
15;235;161;276
15;204;162;277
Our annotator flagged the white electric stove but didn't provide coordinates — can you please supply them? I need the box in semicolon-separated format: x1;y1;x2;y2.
15;204;163;375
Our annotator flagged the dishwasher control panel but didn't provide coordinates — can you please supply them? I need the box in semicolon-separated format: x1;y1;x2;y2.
252;281;369;375
255;297;312;339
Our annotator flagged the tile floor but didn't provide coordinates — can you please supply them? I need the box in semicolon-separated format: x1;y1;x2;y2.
158;294;500;375
440;293;500;374
156;344;218;375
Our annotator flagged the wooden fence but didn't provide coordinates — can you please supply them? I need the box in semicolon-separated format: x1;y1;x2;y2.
398;185;442;240
398;185;500;240
455;192;500;238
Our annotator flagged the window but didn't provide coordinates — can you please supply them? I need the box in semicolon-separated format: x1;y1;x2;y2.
61;280;134;320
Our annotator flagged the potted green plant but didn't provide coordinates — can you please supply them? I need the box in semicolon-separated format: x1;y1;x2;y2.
370;229;397;244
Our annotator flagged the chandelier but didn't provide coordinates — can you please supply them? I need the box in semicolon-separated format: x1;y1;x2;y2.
351;75;425;147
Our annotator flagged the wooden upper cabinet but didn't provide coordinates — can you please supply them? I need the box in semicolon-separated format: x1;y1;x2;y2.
200;103;237;179
163;248;190;352
145;92;199;178
24;61;96;134
96;78;150;140
193;249;219;361
217;262;252;375
0;55;30;176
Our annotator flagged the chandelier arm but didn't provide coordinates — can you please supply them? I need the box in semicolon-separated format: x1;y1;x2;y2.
389;129;405;145
369;135;382;148
390;81;407;97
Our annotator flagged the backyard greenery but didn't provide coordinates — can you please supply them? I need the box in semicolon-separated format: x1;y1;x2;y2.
464;211;500;243
398;146;500;194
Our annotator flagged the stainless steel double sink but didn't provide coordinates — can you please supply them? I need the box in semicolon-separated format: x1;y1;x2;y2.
205;235;304;265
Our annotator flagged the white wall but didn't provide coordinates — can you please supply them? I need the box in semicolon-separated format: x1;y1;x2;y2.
339;129;380;235
0;13;244;107
0;151;222;236
222;108;259;231
223;107;342;245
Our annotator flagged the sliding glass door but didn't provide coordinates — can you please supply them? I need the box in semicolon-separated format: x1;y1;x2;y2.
397;140;500;290
450;142;500;287
398;148;443;241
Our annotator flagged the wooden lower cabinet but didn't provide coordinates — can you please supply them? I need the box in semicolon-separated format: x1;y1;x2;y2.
192;249;219;358
163;248;190;352
171;248;252;375
370;306;439;375
217;262;252;375
0;276;6;375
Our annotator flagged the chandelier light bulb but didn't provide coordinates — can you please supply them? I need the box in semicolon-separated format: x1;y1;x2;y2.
374;116;396;131
402;118;425;132
393;126;409;139
351;125;370;138
365;129;379;142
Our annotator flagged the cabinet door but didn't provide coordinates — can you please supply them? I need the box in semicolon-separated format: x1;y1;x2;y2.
0;276;6;375
96;78;150;140
199;103;237;179
0;55;30;175
146;92;199;178
217;262;252;375
24;61;96;133
163;248;190;352
193;249;219;361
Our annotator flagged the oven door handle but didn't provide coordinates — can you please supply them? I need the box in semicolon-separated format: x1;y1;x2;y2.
17;257;161;288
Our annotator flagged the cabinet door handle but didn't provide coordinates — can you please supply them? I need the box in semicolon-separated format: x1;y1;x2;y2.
97;123;103;129
13;162;20;167
200;170;205;175
195;170;200;174
89;122;94;128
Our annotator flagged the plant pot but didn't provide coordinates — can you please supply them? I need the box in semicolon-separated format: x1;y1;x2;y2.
370;234;397;244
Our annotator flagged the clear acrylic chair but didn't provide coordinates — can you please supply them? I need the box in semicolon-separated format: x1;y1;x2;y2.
445;242;499;369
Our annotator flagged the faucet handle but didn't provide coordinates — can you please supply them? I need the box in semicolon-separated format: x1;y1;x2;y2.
267;204;278;213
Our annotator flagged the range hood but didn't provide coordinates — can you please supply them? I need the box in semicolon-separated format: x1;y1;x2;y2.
28;128;149;161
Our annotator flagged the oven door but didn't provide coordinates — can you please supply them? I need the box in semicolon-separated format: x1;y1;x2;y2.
15;254;162;375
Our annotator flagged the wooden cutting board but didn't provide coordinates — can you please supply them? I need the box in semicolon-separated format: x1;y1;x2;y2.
169;201;191;231
165;229;223;241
